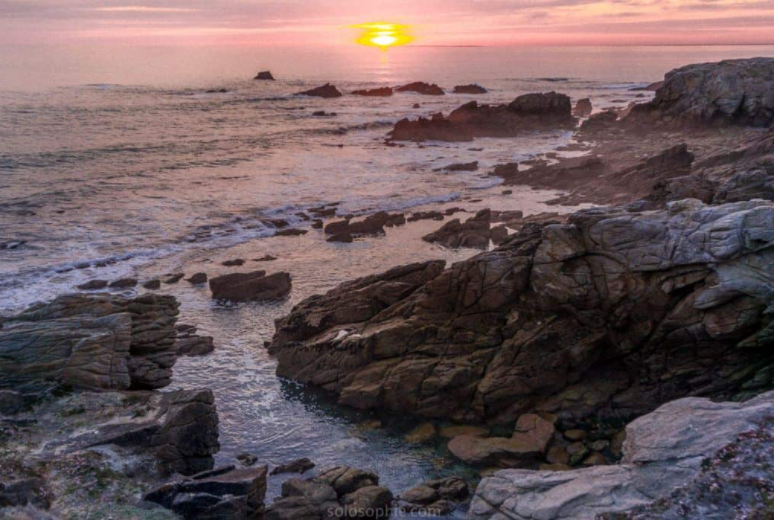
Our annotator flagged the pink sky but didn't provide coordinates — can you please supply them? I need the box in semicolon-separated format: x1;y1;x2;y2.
0;0;773;46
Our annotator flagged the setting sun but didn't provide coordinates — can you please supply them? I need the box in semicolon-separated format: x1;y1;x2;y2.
352;22;413;49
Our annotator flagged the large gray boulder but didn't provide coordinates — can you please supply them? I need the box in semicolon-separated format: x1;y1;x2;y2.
626;57;773;127
468;391;773;519
0;293;180;390
270;199;773;425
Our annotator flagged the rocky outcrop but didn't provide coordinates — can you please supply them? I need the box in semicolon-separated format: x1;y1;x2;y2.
0;293;180;390
298;84;342;98
396;82;445;95
626;58;773;127
270;200;773;425
389;93;575;142
145;464;267;519
352;87;393;97
254;71;274;80
469;391;773;519
422;209;492;249
454;84;487;94
573;98;592;118
266;466;392;519
209;271;292;302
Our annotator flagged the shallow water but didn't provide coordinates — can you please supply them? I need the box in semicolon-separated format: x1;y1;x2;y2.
0;44;772;515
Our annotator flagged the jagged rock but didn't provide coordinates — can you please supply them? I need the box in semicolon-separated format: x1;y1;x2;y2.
164;273;185;284
626;58;773;127
254;71;274;80
271;458;316;475
209;271;291;302
342;486;393;518
176;330;215;357
270;200;773;425
237;453;258;467
469;391;773;519
422;209;491;248
145;464;267;518
408;211;445;222
573;98;592;118
222;259;245;267
390;93;575;142
396;82;445;95
352;87;393;97
0;293;180;390
298;84;342;98
454;84;488;94
0;389;26;415
276;228;308;236
713;169;774;204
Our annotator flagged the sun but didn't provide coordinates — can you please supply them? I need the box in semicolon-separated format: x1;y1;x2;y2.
352;22;413;49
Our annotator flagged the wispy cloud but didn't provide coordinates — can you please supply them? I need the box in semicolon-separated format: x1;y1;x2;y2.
90;6;201;13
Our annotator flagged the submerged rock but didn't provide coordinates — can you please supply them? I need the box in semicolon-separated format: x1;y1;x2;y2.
390;93;575;142
422;209;492;249
186;272;208;284
572;98;592;118
352;87;393;97
298;83;342;98
396;82;445;96
270;200;773;425
209;271;291;302
453;84;488;94
469;391;773;519
271;458;316;476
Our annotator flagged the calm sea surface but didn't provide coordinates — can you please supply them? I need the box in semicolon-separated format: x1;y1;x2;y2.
0;44;772;513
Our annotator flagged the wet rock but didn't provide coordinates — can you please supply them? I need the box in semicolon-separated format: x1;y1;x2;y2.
408;211;444;222
311;219;324;229
145;464;267;518
352;87;393;97
396;82;445;96
77;280;108;290
312;111;336;117
298;83;342;98
254;70;274;80
437;161;478;172
253;255;278;262
327;232;353;243
271;458;316;475
269;200;773;424
342;485;393;518
438;425;489;439
390;93;574;142
453;84;487;94
412;103;421;108
573;98;593;117
563;429;587;441
108;278;137;288
143;279;161;290
626;58;773;127
237;453;258;467
422;208;491;248
176;332;215;356
404;423;437;444
470;391;773;519
276;228;308;236
0;389;26;415
0;293;181;390
489;225;509;244
164;273;185;284
501;190;512;195
513;414;555;453
580;110;618;131
0;240;26;250
448;434;541;467
186;272;208;284
209;271;292;302
399;476;469;514
222;259;245;267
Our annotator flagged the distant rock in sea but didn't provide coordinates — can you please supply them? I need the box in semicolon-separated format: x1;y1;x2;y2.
453;84;488;94
254;70;275;80
298;83;342;98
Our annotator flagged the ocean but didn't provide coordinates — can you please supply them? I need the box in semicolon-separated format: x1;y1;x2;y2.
0;44;772;511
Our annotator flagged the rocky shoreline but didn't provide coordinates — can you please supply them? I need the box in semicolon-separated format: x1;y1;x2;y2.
0;57;774;519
